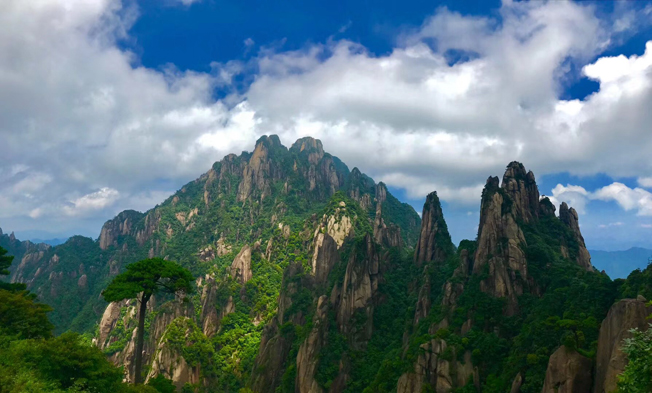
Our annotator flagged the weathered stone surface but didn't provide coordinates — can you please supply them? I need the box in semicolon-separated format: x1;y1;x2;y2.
510;372;523;393
99;210;144;250
594;298;652;393
559;202;593;271
296;296;329;393
397;339;472;393
292;136;325;165
541;346;592;393
230;245;252;284
326;212;353;248
216;237;232;257
473;176;528;314
97;300;128;350
348;167;374;212
372;183;402;249
538;197;556;217
237;135;285;202
311;232;339;284
250;263;307;393
146;318;202;390
289;136;344;197
501;162;539;223
199;276;234;337
77;274;88;290
97;297;193;383
336;234;378;345
414;191;452;268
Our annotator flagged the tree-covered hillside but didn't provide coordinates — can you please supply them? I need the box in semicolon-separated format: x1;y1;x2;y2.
4;140;652;393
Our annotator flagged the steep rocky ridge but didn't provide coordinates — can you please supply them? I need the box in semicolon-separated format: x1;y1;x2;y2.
8;149;646;393
4;135;420;391
396;162;607;393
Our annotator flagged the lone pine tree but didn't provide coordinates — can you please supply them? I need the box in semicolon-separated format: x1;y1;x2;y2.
102;258;194;384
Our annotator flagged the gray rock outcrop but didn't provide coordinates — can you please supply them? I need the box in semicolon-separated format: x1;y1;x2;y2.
594;298;652;393
230;245;252;284
541;346;592;393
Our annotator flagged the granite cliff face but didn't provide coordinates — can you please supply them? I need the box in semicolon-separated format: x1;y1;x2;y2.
559;202;593;271
593;297;651;393
414;192;452;268
8;144;645;393
472;162;593;313
250;197;393;393
396;162;600;393
2;135;420;392
541;346;592;393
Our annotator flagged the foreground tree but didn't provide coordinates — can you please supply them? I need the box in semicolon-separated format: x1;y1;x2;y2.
617;324;652;392
0;246;12;275
0;246;53;339
102;258;194;384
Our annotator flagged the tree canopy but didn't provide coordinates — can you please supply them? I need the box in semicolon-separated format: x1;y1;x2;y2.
618;324;652;392
103;258;195;303
0;246;12;276
103;257;194;385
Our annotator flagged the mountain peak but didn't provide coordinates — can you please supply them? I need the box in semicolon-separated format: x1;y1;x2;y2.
290;136;324;164
501;161;539;223
291;136;323;152
255;134;283;149
414;190;453;268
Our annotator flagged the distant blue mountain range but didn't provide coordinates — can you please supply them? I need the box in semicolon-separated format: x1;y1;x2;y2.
590;247;652;279
29;238;69;247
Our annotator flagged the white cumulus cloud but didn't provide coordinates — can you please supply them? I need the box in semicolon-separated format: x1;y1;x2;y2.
548;182;652;217
2;0;652;237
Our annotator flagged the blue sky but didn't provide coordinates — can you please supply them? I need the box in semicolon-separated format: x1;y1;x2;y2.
2;0;652;253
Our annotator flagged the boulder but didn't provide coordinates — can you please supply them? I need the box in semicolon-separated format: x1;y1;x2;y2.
594;298;652;393
541;346;592;393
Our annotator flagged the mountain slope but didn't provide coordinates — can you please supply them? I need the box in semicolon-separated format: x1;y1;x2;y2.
6;135;421;390
6;141;652;393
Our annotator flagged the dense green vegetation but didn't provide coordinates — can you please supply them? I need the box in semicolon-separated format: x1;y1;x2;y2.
0;245;179;393
9;141;652;393
617;322;652;392
449;216;615;392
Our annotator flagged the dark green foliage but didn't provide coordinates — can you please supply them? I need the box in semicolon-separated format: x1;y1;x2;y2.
0;332;137;393
102;258;194;302
103;258;194;385
147;375;176;393
0;245;54;340
19;236;110;334
455;217;615;392
617;262;652;300
0;246;12;276
350;248;420;392
0;288;53;340
379;185;422;246
315;312;347;390
617;324;652;392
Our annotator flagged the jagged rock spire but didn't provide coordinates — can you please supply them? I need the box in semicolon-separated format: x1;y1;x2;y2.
237;135;285;202
501;161;539;223
559;202;593;270
474;162;594;313
414;191;453;268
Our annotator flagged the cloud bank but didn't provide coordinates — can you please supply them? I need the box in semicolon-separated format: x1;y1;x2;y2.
2;0;652;236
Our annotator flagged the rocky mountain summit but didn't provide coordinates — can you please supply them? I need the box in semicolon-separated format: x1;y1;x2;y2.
4;139;652;393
